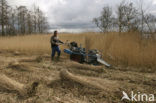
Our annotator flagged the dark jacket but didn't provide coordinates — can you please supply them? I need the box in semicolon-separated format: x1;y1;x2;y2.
50;36;63;48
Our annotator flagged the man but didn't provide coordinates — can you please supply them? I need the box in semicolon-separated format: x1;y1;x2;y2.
50;30;64;61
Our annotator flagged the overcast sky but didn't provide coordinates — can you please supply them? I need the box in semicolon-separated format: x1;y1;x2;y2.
8;0;156;32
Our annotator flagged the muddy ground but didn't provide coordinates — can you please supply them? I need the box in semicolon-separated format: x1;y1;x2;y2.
0;51;155;103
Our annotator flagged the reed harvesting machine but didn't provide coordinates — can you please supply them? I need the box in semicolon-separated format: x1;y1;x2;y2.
64;41;111;68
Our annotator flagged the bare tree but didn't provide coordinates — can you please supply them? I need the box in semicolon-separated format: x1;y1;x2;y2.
36;7;43;33
116;1;139;32
9;8;17;35
26;11;33;34
94;1;139;33
0;0;9;36
140;0;144;35
17;6;28;34
117;1;125;32
39;16;48;33
0;2;49;36
136;0;155;35
143;14;156;38
93;6;113;32
34;7;48;33
93;0;156;36
123;3;139;32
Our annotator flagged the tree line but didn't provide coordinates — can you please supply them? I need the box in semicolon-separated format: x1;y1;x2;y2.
0;0;49;36
93;0;156;37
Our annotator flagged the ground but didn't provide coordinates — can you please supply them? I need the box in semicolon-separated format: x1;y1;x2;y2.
0;50;155;103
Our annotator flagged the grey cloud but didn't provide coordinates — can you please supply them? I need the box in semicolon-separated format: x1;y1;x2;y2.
48;0;105;28
7;0;156;31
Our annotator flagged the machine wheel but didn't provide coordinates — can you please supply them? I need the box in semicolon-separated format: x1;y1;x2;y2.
70;54;84;63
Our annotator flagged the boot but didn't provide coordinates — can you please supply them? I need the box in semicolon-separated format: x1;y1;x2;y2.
56;56;60;61
51;57;54;61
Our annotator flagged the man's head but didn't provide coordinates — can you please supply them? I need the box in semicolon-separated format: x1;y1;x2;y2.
54;30;58;37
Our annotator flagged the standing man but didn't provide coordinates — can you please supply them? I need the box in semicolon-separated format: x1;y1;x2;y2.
50;30;64;61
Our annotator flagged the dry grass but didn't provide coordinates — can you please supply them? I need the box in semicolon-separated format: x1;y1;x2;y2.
0;50;156;102
60;69;119;91
0;32;156;68
65;61;104;73
0;34;51;54
0;74;38;98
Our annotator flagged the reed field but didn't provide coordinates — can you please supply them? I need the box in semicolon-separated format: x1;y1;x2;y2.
0;32;156;103
0;32;155;68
